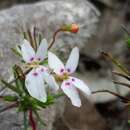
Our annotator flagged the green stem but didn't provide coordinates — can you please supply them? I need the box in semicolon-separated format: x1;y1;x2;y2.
23;111;28;130
34;110;46;126
101;52;130;75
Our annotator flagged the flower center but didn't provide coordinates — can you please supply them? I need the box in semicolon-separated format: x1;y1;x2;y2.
55;72;69;82
25;60;41;69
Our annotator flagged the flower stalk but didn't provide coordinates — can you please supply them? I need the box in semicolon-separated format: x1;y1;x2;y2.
23;111;28;130
29;109;36;130
101;52;130;75
92;90;129;103
48;24;79;50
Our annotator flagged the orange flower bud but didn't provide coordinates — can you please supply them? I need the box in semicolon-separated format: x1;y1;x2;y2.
70;23;79;33
62;24;79;33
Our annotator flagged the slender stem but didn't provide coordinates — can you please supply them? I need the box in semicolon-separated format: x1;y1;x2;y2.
112;71;130;81
27;29;37;51
92;90;129;103
23;111;28;130
0;102;18;113
33;26;37;50
29;109;36;130
34;110;46;126
121;25;130;36
48;29;63;50
101;52;130;75
113;80;130;89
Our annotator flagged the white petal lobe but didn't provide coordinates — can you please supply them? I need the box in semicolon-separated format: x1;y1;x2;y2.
61;80;81;107
21;39;35;62
25;69;47;102
36;39;48;61
48;52;65;74
65;47;79;74
71;77;91;96
43;72;59;91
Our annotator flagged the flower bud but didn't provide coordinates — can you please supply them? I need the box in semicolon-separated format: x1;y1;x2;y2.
62;24;79;33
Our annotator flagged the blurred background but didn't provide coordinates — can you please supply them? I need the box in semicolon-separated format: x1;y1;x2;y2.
0;0;130;130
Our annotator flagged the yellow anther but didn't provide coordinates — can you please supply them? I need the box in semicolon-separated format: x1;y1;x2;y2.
54;73;69;82
25;60;40;69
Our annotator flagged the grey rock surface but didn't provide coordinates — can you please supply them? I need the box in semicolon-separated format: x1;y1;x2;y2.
0;0;100;79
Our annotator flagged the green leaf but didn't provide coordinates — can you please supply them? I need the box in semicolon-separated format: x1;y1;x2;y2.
101;52;130;75
23;111;28;130
38;33;43;45
0;79;21;94
126;38;130;48
3;95;18;102
34;111;46;126
33;95;55;109
53;93;64;98
11;47;22;57
40;60;48;65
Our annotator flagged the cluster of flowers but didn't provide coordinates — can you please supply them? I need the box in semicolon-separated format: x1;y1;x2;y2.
19;24;91;107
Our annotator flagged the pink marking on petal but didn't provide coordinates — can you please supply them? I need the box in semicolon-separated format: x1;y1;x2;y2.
30;57;34;61
60;68;64;73
41;68;44;72
65;82;71;86
37;57;41;61
67;68;71;73
72;78;75;82
32;72;38;76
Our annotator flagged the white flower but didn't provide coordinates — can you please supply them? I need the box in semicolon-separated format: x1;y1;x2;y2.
48;47;91;107
21;39;58;102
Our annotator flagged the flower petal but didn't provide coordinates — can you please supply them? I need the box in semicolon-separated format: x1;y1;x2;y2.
36;39;48;61
43;72;59;91
61;80;81;107
48;52;65;75
21;39;35;63
70;77;91;96
65;47;79;74
35;65;59;91
25;69;47;102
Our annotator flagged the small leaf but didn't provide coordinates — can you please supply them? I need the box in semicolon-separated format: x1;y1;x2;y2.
126;38;130;48
101;52;130;75
53;93;64;99
0;79;21;94
40;60;48;65
3;95;18;102
11;46;22;57
34;111;46;126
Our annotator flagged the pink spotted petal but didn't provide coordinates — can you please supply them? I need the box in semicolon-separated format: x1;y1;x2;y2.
70;77;91;96
61;80;81;107
25;68;47;102
21;39;35;63
36;39;48;61
48;52;65;75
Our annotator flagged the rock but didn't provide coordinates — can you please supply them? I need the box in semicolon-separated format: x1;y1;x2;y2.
76;0;130;103
0;0;42;10
0;0;100;130
89;0;119;7
0;0;100;78
63;96;108;130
